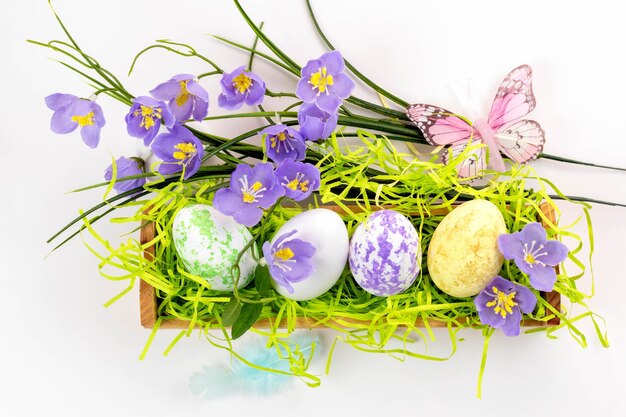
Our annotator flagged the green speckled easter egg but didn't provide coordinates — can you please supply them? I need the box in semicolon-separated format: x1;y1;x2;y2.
172;204;257;291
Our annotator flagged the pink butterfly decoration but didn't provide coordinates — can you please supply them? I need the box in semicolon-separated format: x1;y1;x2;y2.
406;65;545;177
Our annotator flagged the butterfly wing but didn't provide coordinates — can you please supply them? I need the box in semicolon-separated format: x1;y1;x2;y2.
441;140;487;178
495;119;545;163
488;65;536;130
406;104;476;145
406;104;487;177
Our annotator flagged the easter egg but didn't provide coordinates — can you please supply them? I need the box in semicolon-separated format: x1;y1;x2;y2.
427;199;507;297
349;210;421;296
172;204;257;291
267;208;349;301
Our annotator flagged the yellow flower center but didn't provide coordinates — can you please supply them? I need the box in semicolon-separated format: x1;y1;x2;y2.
485;287;518;319
286;178;310;192
242;192;256;203
241;181;263;203
274;247;294;261
232;73;253;94
525;253;536;264
175;80;190;107
286;179;300;191
309;67;333;94
172;142;197;160
71;112;95;127
134;105;162;130
270;132;288;149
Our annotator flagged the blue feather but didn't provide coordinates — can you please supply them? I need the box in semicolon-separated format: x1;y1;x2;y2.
189;332;318;399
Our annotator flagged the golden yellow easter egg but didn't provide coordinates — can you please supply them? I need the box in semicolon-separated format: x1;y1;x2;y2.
427;200;507;297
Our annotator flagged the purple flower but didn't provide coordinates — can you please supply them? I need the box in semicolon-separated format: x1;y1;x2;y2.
275;160;320;201
474;276;537;336
151;126;203;179
217;66;266;110
150;74;209;122
262;230;316;294
498;222;569;292
296;51;355;114
45;93;105;148
297;102;338;142
262;124;306;165
126;96;175;146
104;157;146;194
213;163;284;227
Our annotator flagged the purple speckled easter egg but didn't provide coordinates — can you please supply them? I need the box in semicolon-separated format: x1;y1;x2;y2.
349;210;421;296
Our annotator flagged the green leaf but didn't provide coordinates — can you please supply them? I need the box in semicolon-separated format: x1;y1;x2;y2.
254;264;272;296
221;298;242;327
231;303;263;340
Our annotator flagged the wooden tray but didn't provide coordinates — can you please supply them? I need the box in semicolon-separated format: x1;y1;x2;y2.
139;202;560;329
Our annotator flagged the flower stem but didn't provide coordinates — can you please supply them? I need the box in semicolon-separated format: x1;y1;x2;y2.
231;197;285;304
247;21;264;71
540;153;626;172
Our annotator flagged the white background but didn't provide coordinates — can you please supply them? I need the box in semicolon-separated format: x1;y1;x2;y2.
2;0;626;416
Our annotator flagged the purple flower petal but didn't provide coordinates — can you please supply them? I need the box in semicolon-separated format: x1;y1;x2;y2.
255;183;284;208
300;58;323;79
286;239;316;259
161;106;176;128
498;233;524;260
233;205;264;227
245;82;265;106
229;164;254;189
500;309;522;336
158;162;184;176
80;124;101;148
213;188;247;215
320;50;345;74
519;222;547;245
192;97;209;121
541;240;569;266
476;301;506;329
172;73;195;82
150;80;180;100
104;157;146;195
250;162;277;187
170;96;194;121
280;258;314;282
187;80;209;102
512;283;537;313
529;266;557;292
298;102;338;142
217;93;244;110
50;107;78;134
315;92;341;114
273;229;298;248
296;77;317;102
45;93;76;111
92;103;106;127
330;72;356;99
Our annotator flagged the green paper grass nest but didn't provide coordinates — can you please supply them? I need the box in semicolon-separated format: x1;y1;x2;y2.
81;133;606;391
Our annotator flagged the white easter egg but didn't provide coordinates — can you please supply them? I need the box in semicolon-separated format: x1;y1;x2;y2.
172;204;257;291
267;208;349;301
427;199;507;297
349;210;421;296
